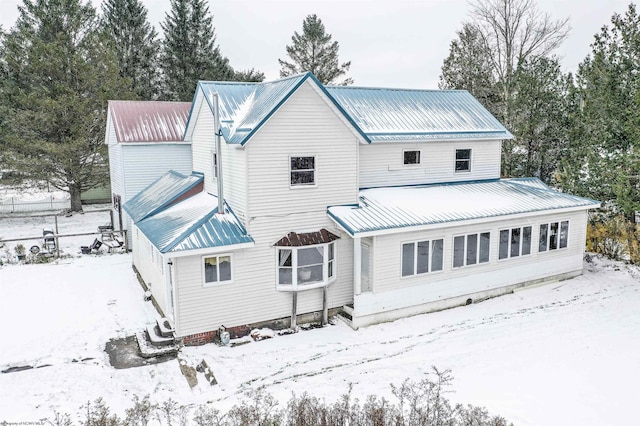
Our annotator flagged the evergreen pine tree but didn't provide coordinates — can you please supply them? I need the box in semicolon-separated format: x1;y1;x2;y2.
279;14;353;85
160;0;234;101
101;0;160;100
0;0;128;211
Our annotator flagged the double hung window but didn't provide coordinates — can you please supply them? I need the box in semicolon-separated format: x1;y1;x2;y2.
403;150;421;165
455;149;471;172
401;239;444;277
453;232;490;268
290;156;315;186
539;221;569;252
499;226;532;260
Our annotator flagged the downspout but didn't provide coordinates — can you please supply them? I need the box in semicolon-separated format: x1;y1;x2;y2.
213;93;225;214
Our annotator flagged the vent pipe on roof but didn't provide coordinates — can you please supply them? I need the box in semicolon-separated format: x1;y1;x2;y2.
213;93;225;214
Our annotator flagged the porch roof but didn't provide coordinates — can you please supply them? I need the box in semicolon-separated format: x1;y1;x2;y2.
136;192;254;254
327;178;600;237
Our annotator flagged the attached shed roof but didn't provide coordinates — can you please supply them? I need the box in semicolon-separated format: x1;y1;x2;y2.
109;100;191;143
328;178;600;237
136;192;253;254
326;86;513;142
123;170;203;223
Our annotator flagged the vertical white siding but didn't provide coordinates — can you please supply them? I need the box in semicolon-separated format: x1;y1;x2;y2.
357;210;588;317
173;80;360;337
359;140;501;188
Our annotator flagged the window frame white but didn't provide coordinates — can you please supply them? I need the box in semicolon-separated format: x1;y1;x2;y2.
401;238;445;278
538;220;569;253
202;253;233;287
452;231;491;268
403;149;421;166
276;241;336;291
498;225;533;260
289;155;317;188
455;148;472;173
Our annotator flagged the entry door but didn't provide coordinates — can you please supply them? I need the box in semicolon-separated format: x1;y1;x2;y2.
361;241;372;292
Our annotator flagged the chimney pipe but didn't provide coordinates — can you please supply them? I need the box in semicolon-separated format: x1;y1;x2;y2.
213;93;224;214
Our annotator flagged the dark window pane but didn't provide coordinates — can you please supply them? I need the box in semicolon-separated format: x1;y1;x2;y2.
522;226;532;255
550;222;559;250
328;261;334;278
453;236;465;268
456;149;471;160
219;257;231;281
279;268;292;284
560;221;569;248
510;227;521;258
402;243;415;276
299;247;323;266
279;249;292;267
291;157;314;170
466;234;477;265
431;239;443;271
404;150;420;165
417;241;429;274
499;230;509;259
298;265;322;284
204;259;217;283
479;232;490;263
291;171;315;185
539;224;548;252
328;243;334;260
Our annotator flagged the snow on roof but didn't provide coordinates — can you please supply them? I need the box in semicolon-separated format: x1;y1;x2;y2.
188;72;511;146
328;178;600;236
123;170;203;223
136;192;253;253
109;100;192;143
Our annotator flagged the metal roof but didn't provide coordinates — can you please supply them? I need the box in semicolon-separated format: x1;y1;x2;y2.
328;178;600;237
109;100;192;143
325;86;513;142
123;170;203;223
136;192;253;253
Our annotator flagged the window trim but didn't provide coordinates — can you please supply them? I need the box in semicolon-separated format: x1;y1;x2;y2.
403;149;421;166
498;225;533;261
276;241;336;291
455;148;472;173
538;220;569;253
202;253;234;287
400;237;445;278
289;155;317;188
452;231;491;268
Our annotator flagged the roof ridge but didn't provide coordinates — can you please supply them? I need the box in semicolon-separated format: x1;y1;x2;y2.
327;85;469;93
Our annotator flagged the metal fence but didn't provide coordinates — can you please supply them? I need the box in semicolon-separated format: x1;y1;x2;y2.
0;196;71;214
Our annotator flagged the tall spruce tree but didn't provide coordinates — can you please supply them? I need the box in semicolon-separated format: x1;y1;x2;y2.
279;14;353;85
160;0;234;101
0;0;127;211
564;3;640;217
101;0;160;100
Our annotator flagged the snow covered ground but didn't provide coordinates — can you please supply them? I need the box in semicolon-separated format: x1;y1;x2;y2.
1;209;639;424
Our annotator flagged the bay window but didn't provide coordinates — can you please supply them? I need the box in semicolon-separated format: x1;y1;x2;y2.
277;242;336;290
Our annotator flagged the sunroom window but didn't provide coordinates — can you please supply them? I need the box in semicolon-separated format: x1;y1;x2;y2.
539;221;569;252
275;229;339;290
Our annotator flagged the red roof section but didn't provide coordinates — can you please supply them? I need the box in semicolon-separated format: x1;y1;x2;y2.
109;100;192;143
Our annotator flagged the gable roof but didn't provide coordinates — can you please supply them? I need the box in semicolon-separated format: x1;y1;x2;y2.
136;192;254;254
109;100;191;143
325;86;512;142
328;178;600;237
183;72;512;146
123;170;203;223
186;72;367;145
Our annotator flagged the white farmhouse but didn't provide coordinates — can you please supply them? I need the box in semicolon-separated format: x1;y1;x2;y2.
120;73;599;344
105;100;192;247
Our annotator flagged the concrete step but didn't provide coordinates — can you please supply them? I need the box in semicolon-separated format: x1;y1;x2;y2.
342;304;354;316
136;332;179;358
156;317;175;338
146;325;175;347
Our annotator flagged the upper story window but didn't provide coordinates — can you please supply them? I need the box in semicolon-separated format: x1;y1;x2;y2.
539;221;569;252
403;150;421;165
455;149;471;172
401;238;444;277
453;232;490;268
499;226;532;260
290;156;316;186
203;254;232;286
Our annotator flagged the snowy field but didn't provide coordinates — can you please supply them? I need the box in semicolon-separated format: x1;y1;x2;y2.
1;212;639;425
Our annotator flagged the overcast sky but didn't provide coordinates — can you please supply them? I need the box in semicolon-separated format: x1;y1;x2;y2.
0;0;632;89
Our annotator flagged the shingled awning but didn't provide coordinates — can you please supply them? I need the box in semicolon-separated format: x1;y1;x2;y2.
274;229;340;247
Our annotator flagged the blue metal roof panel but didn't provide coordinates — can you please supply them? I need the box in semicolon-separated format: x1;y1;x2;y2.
328;179;599;236
122;170;203;223
136;192;253;253
325;86;513;142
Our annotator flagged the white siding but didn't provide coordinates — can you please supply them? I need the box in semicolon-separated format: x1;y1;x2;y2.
173;80;360;337
359;140;501;188
355;210;588;320
132;226;171;316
